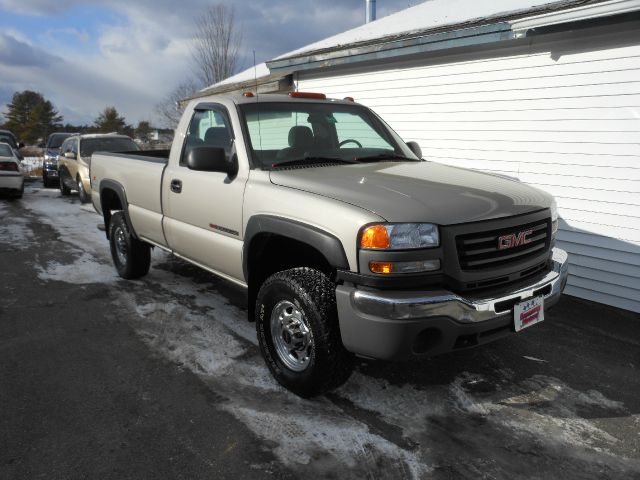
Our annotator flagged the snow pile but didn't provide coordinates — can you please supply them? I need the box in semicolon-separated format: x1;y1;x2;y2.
20;156;42;176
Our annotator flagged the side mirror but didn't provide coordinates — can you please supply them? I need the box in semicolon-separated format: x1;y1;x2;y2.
18;142;25;149
38;143;45;148
406;141;422;159
187;146;238;177
64;151;75;159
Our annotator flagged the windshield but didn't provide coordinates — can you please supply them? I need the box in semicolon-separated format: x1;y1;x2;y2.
240;102;418;169
0;143;14;157
0;135;17;149
47;133;72;149
80;137;139;158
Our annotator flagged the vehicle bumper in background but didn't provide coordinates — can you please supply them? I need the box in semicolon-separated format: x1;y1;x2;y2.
0;173;24;193
336;247;569;360
43;163;59;177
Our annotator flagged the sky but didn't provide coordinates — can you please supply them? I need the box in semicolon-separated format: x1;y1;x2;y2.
0;0;421;127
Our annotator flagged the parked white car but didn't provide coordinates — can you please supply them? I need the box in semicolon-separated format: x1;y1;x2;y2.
0;142;24;198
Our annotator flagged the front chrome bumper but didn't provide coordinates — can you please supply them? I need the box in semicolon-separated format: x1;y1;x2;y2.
335;248;569;360
352;248;568;323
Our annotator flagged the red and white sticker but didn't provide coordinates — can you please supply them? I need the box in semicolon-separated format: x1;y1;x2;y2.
514;296;544;332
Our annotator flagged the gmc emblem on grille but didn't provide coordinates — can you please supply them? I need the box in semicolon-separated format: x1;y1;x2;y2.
498;229;533;250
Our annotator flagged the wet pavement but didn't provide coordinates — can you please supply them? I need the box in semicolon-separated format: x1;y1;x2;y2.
1;181;639;479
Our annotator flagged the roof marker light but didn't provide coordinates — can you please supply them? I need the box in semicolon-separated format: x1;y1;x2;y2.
243;91;254;97
343;97;355;102
289;92;326;99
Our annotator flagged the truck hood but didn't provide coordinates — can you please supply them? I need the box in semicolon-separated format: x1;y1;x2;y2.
269;162;553;225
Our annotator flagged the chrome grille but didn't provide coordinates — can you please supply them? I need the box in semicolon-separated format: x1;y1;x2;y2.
456;219;550;271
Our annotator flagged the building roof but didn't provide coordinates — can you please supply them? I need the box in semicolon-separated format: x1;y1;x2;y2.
194;0;635;98
269;0;633;72
274;0;572;61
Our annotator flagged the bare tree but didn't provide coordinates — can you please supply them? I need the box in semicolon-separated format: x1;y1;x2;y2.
191;4;242;87
155;79;199;129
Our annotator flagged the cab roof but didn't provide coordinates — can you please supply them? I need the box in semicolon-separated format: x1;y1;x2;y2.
196;92;360;107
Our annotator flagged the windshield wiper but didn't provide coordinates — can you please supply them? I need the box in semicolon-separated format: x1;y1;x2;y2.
271;156;358;168
355;153;419;163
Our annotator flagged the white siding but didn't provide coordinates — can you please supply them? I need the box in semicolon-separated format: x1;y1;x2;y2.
297;31;640;313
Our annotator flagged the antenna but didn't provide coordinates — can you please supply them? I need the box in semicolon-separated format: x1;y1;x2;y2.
253;50;258;100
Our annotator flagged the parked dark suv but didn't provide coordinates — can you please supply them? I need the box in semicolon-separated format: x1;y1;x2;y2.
42;132;75;187
0;129;23;160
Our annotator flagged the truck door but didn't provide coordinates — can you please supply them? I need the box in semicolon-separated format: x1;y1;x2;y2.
162;103;248;284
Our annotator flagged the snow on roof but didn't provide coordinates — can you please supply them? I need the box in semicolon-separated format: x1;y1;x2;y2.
275;0;578;60
201;0;599;92
203;62;270;90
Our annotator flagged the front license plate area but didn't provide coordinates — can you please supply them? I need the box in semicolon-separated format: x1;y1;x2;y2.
514;296;544;332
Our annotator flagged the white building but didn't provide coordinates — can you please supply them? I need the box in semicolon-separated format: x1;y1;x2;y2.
198;0;640;313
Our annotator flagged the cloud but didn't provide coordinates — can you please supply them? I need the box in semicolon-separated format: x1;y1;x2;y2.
0;0;423;124
0;32;59;67
44;28;90;44
0;0;79;15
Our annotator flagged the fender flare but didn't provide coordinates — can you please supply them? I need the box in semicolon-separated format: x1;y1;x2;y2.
99;179;138;239
242;215;349;280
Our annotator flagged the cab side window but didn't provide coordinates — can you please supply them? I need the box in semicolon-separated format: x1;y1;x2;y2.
60;139;70;157
181;106;233;166
69;138;78;158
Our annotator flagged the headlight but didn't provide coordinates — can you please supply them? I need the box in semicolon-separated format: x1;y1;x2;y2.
360;223;439;250
550;200;558;234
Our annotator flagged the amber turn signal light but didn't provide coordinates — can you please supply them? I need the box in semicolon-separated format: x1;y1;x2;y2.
360;225;390;249
369;261;393;274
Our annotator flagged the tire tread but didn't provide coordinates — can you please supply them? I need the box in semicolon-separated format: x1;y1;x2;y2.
256;267;353;397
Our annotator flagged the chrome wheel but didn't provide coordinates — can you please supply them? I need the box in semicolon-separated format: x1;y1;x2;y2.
270;300;313;372
78;178;87;201
114;226;128;265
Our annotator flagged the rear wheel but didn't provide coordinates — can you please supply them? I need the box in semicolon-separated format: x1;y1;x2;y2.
109;211;151;279
255;267;353;397
77;176;89;203
59;175;70;195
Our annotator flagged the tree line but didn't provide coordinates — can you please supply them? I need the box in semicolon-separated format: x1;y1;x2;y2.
0;90;157;146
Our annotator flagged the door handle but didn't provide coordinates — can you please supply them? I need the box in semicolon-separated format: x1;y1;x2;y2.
170;179;182;193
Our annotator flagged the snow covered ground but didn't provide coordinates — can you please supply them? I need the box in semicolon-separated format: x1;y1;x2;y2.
10;183;640;479
20;157;42;177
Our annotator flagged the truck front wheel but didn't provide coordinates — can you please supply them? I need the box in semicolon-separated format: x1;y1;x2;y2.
255;267;353;397
109;211;151;279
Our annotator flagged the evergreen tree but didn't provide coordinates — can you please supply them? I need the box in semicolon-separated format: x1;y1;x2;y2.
4;90;63;144
94;107;127;133
135;121;153;144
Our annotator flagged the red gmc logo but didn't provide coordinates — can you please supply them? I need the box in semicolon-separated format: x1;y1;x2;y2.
498;229;533;250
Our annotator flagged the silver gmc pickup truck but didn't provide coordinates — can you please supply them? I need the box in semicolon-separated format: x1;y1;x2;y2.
91;92;569;397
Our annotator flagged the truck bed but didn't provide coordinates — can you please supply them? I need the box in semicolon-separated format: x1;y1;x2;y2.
98;149;170;164
91;149;169;246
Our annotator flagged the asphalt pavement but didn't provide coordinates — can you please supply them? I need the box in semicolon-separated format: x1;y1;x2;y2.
1;180;639;480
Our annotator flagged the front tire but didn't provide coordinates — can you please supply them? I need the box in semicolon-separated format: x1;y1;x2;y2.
109;211;151;279
59;175;70;195
77;176;89;203
256;267;353;397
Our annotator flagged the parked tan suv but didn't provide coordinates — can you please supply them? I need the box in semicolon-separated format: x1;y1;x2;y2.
58;133;139;202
